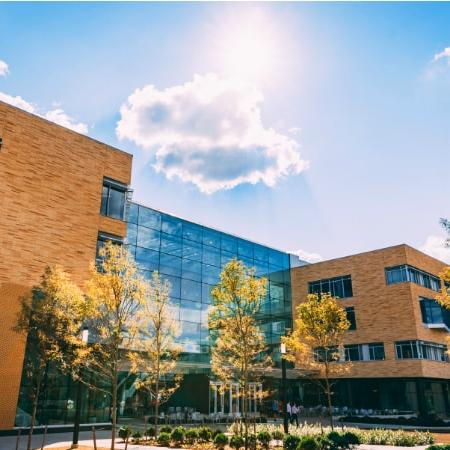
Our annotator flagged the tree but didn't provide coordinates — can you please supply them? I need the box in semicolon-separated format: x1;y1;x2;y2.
435;218;450;351
14;266;86;450
128;271;183;437
282;293;350;429
436;267;450;309
208;259;270;445
82;241;146;450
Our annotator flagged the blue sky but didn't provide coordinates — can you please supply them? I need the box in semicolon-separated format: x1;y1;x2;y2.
1;2;449;262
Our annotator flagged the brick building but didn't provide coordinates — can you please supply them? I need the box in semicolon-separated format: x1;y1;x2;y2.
291;245;450;415
0;101;132;429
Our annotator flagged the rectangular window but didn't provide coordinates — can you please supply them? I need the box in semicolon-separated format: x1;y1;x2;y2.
161;216;182;236
308;275;353;298
395;340;448;362
203;229;221;248
346;307;356;330
314;346;339;362
343;342;384;361
183;222;203;243
386;265;442;292
96;232;123;262
100;178;127;220
181;278;201;302
345;345;361;361
138;207;161;230
182;259;202;282
420;298;444;325
137;227;160;251
368;343;385;360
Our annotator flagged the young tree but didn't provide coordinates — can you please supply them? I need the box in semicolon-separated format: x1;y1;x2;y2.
128;271;183;437
282;293;350;429
435;218;450;323
208;259;270;445
436;267;450;309
82;241;146;450
14;266;86;450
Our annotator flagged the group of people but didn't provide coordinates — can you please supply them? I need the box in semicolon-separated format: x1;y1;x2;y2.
271;400;302;426
287;401;301;426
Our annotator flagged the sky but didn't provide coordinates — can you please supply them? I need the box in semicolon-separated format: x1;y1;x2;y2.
1;2;450;263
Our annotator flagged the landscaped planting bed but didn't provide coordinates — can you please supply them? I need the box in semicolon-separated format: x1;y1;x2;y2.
113;422;435;449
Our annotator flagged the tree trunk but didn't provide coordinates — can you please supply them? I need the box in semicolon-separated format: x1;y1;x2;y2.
111;369;118;450
324;377;334;430
155;378;160;438
27;370;43;450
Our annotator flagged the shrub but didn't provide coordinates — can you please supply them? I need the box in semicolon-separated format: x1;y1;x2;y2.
158;432;171;447
246;434;258;450
342;432;360;447
298;436;320;450
230;434;245;450
132;430;142;439
146;427;156;437
212;428;223;439
198;426;213;442
427;446;450;450
118;426;132;441
185;428;199;444
258;431;272;450
171;427;186;445
160;425;173;434
272;430;285;441
284;434;302;450
327;431;346;450
214;432;229;449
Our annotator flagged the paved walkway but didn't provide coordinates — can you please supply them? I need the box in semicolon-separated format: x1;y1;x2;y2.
0;429;113;450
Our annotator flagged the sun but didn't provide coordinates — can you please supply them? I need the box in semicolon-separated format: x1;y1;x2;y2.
213;9;281;84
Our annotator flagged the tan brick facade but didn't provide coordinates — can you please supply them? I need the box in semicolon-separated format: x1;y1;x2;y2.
0;101;132;429
291;245;450;381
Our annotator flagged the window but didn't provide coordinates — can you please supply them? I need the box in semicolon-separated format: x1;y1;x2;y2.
344;343;385;361
96;232;123;261
181;279;201;302
345;345;360;361
100;178;127;220
346;307;356;330
161;216;182;236
368;343;385;361
308;275;353;298
395;340;448;362
385;265;442;292
314;347;339;362
203;229;221;248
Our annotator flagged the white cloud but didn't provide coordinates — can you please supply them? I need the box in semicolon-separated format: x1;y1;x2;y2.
434;47;450;64
0;92;88;134
419;235;450;264
117;73;308;194
291;249;323;264
44;109;88;134
0;60;9;76
0;92;34;113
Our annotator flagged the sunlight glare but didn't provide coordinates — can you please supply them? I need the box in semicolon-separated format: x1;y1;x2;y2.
215;11;281;84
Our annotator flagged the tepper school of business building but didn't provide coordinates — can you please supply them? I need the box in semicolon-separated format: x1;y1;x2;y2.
0;100;449;431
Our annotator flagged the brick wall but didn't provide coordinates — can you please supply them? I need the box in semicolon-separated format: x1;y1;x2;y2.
0;101;132;429
291;244;450;380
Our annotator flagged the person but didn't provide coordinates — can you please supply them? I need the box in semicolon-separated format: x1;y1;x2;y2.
287;401;292;423
291;402;299;427
272;399;279;418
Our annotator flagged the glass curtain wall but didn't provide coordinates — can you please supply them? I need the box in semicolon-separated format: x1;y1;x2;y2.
125;202;293;366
